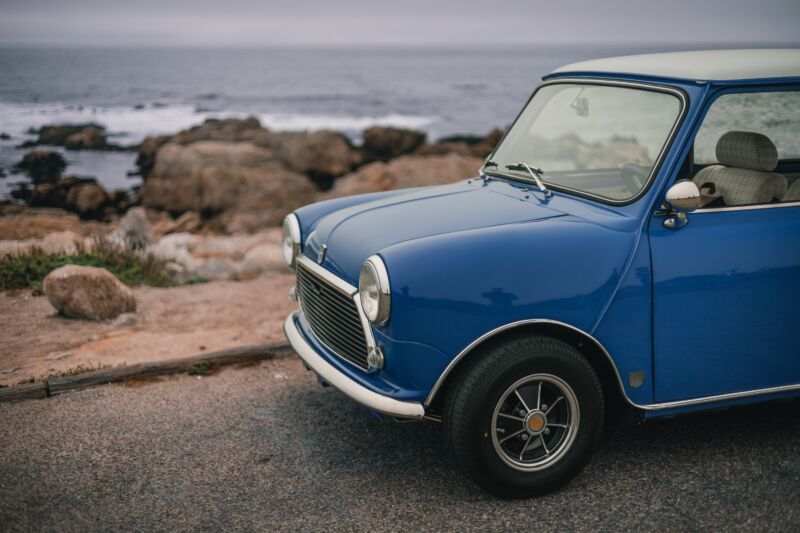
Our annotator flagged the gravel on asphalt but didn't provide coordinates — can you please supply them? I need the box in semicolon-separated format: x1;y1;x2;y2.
1;357;799;532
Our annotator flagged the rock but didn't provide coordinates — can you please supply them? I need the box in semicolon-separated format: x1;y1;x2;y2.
40;231;83;255
10;177;126;220
140;141;317;232
169;117;263;145
239;243;285;279
0;132;11;140
261;130;362;188
65;181;108;217
109;207;154;250
189;236;243;260
325;153;482;198
43;265;136;320
147;232;199;268
135;135;171;178
45;351;72;361
149;211;202;238
192;258;239;281
64;126;107;150
22;123;120;151
0;206;107;240
0;231;83;258
29;123;104;147
415;128;504;159
362;127;427;161
14;150;67;184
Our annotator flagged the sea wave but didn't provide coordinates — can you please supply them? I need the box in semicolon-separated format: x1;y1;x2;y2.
0;102;437;145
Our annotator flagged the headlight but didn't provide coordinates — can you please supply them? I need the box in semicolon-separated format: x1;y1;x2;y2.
359;255;391;325
282;214;301;268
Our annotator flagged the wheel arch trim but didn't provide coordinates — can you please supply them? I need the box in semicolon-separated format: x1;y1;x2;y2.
423;319;637;409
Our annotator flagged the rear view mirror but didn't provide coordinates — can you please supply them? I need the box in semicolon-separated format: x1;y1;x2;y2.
572;96;589;117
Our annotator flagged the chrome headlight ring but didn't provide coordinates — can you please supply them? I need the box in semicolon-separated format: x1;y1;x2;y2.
282;213;301;268
359;255;391;325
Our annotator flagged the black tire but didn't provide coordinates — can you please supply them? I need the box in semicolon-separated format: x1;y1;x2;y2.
443;335;604;498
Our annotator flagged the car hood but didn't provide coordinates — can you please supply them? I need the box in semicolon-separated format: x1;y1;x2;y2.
304;179;569;284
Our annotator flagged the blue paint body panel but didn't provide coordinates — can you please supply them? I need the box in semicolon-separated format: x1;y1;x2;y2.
290;72;800;417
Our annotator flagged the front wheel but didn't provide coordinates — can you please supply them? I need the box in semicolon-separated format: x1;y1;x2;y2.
443;336;604;498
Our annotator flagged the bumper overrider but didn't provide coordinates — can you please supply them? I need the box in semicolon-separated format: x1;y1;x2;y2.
284;311;426;418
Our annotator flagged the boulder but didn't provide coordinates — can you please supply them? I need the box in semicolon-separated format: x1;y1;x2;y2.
0;206;107;240
135;135;171;178
136;118;362;187
43;265;136;320
29;123;104;147
147;233;199;269
191;258;239;281
0;231;83;258
239;243;285;279
39;231;84;255
324;153;482;198
11;176;116;220
65;181;108;217
135;118;265;179
149;210;202;238
21;123;121;151
109;207;154;250
362;127;427;161
415;128;504;159
139;141;318;232
14;150;67;184
64;126;108;150
169;117;263;145
257;130;362;188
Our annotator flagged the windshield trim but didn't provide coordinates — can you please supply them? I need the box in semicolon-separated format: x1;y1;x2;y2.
483;78;688;207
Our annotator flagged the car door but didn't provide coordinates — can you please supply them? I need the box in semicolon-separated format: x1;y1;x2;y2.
649;88;800;403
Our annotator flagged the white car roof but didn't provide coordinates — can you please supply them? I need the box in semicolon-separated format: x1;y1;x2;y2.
550;49;800;82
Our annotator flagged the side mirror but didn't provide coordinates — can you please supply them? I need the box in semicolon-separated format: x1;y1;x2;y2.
665;180;701;212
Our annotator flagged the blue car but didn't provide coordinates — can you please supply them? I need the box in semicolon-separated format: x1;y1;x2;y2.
283;49;800;497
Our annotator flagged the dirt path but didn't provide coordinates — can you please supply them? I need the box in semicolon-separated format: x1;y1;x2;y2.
0;273;297;386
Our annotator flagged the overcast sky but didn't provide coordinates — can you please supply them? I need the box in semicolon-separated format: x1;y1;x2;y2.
1;0;798;47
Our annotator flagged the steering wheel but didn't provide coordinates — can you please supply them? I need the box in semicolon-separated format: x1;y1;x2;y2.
620;164;649;195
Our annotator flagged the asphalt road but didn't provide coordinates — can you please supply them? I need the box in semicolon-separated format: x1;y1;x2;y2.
2;356;799;532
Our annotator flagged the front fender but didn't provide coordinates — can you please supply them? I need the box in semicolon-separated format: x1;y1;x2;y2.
378;216;636;360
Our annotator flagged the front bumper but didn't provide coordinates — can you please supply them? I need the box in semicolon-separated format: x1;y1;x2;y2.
284;311;426;419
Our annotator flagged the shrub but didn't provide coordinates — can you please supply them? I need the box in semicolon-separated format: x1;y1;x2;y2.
0;238;173;293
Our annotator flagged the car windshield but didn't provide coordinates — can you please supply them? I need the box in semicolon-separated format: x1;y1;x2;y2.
488;83;682;202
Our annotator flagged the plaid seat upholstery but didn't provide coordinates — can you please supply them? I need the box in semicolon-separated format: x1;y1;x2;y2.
693;131;786;206
784;179;800;202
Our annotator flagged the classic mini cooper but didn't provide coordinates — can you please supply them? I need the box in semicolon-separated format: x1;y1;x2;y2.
283;49;800;497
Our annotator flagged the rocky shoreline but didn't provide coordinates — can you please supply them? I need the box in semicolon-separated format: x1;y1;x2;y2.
3;118;500;234
1;118;502;291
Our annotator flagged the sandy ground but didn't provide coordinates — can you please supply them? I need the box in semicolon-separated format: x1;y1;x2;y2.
0;273;298;386
1;360;799;531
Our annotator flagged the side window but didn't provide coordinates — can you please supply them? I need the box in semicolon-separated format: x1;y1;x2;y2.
691;91;800;208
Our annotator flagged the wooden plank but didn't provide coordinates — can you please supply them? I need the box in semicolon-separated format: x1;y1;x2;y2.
0;382;48;402
47;342;294;394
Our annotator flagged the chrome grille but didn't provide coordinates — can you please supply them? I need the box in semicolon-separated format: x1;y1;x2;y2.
297;261;369;370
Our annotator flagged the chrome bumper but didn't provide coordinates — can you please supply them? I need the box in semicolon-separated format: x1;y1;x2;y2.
284;312;426;419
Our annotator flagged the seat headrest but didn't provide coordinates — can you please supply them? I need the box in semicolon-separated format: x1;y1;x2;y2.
716;131;779;172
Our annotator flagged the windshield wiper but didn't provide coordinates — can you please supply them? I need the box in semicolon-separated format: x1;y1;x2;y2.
505;162;552;198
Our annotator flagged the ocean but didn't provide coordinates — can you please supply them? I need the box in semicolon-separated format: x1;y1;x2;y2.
0;44;704;198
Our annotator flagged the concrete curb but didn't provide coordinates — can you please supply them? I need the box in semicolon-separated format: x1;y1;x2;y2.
0;342;293;403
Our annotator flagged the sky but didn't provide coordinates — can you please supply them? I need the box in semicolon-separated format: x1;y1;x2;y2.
0;0;798;47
